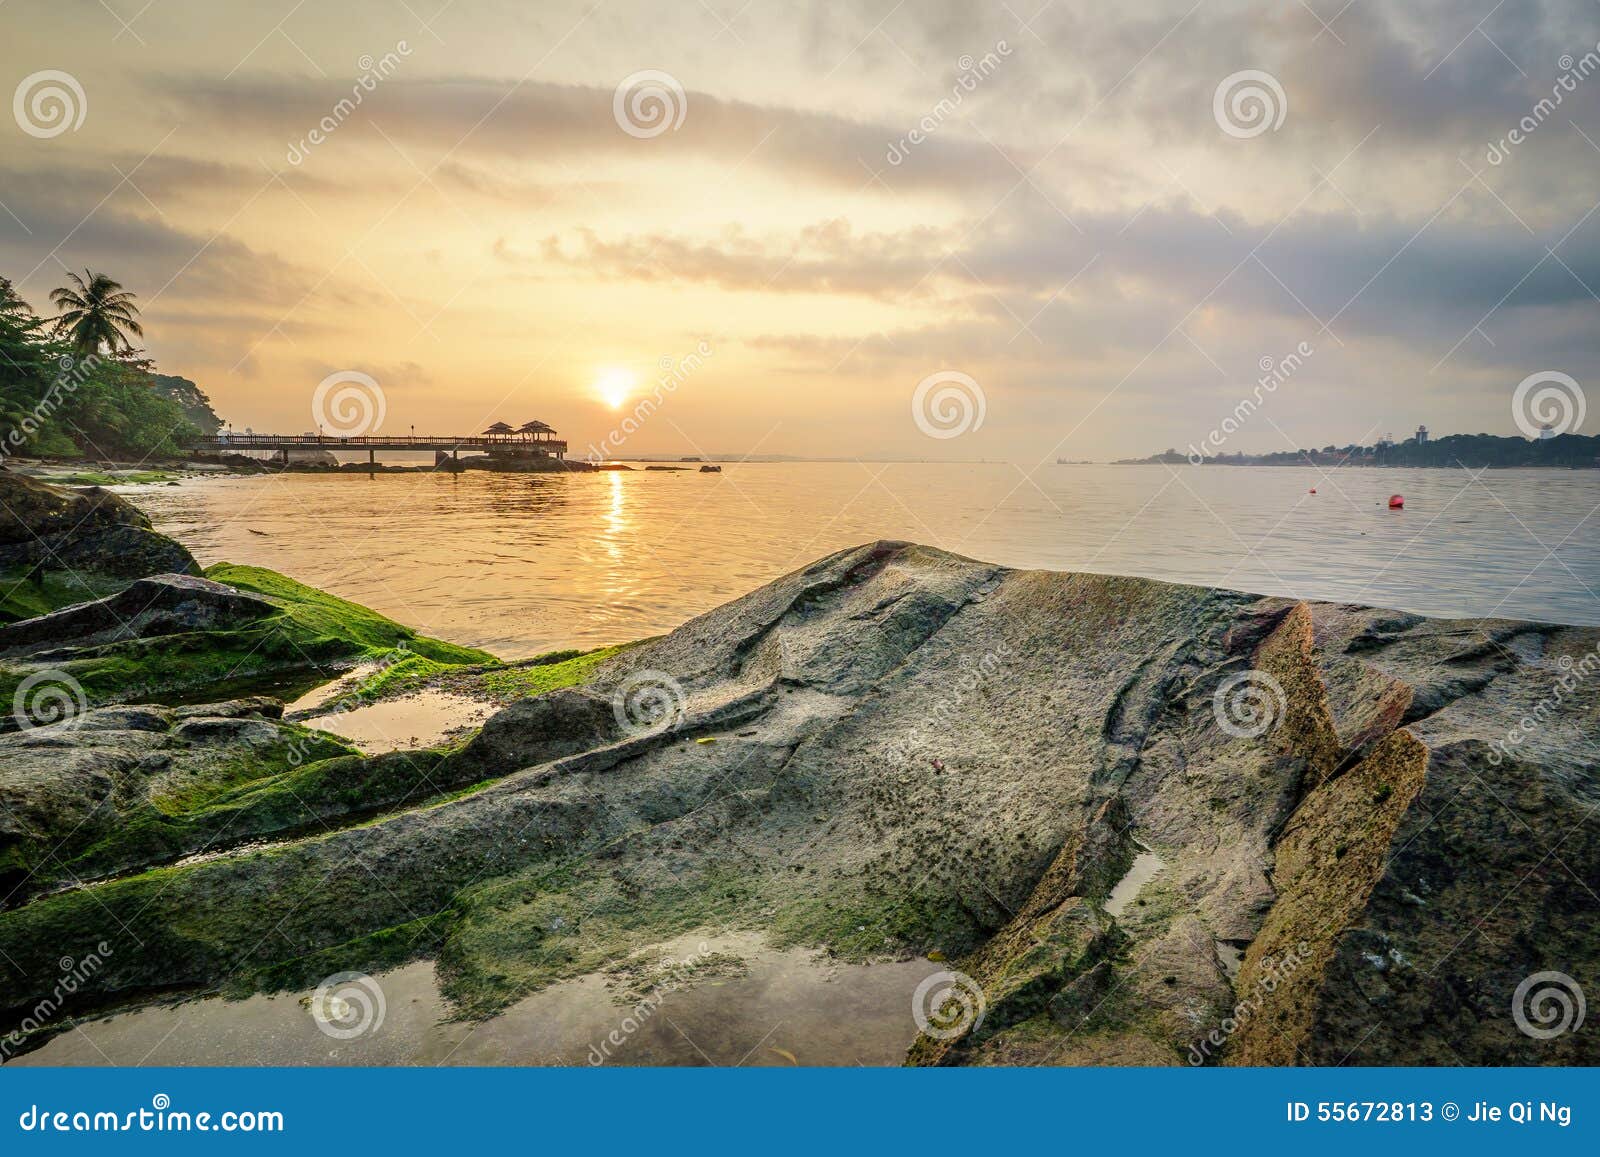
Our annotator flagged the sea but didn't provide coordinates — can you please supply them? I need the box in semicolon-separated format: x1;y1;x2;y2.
126;461;1600;659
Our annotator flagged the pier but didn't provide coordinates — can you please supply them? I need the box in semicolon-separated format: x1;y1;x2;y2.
189;432;569;466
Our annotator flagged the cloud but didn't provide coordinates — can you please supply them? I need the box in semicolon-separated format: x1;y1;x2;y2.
149;73;1021;193
540;218;951;296
537;190;1600;359
0;171;314;307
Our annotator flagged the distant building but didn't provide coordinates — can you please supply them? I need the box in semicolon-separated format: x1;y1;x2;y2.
1540;422;1556;440
1415;424;1428;444
1376;432;1395;449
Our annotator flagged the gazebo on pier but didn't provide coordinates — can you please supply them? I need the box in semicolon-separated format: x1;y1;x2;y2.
471;419;565;461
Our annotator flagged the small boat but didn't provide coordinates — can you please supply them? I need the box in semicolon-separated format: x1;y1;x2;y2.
699;464;722;473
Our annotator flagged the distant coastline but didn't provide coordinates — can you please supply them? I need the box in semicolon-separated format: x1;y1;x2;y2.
1115;431;1600;469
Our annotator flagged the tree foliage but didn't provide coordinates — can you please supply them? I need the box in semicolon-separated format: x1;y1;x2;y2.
0;275;201;461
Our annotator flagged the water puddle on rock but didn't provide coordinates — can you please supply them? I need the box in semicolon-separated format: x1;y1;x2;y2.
1216;941;1245;979
11;933;943;1067
294;690;492;754
1104;847;1165;919
284;664;387;715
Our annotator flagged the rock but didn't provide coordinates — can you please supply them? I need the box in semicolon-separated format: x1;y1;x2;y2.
0;542;1594;1067
285;448;338;465
211;453;272;472
0;700;354;905
172;697;284;721
1;562;491;714
0;574;277;656
171;716;286;745
449;687;621;775
0;472;197;583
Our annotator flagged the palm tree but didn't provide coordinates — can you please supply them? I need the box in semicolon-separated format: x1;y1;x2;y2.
49;269;144;356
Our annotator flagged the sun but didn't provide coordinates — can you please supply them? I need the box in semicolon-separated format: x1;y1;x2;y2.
595;369;634;410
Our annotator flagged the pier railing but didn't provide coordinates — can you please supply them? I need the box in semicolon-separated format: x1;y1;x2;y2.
190;434;567;454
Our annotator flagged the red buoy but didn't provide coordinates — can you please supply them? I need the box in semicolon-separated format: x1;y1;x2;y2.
1309;488;1317;494
1388;494;1404;509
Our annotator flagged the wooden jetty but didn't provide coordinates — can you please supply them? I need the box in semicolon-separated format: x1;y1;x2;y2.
190;427;568;467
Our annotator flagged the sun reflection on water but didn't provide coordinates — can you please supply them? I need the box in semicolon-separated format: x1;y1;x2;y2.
603;469;626;559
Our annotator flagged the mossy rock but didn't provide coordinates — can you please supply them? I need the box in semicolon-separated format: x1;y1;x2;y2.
0;472;198;623
0;565;496;711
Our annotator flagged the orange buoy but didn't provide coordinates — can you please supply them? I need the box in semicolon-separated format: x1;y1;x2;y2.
1388;494;1404;509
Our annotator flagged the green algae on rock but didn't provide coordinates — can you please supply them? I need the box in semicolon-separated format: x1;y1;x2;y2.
0;698;358;903
299;642;636;718
200;564;494;667
0;564;496;712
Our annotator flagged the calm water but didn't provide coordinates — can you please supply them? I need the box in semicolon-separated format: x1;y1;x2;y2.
128;463;1600;658
13;934;941;1067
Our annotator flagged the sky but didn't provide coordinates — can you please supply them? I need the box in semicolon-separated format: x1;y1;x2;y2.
2;0;1598;461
